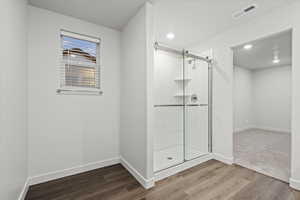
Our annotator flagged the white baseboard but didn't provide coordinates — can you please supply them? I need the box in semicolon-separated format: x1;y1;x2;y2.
235;126;290;134
235;161;288;183
253;126;291;134
18;179;30;200
27;157;120;186
212;153;234;165
290;178;300;191
120;156;154;189
155;154;213;182
234;126;255;133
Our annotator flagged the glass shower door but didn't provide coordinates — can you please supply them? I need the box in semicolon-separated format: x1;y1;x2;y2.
153;49;184;172
153;43;211;172
184;56;209;160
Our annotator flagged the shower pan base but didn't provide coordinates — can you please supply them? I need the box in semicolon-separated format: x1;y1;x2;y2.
154;145;210;172
154;153;213;182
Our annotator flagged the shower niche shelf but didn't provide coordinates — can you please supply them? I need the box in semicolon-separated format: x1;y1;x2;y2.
174;78;192;82
174;93;192;97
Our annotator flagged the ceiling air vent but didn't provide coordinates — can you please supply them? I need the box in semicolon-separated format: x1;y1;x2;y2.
233;4;257;19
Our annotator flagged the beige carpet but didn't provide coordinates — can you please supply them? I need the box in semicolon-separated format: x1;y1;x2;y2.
234;129;291;182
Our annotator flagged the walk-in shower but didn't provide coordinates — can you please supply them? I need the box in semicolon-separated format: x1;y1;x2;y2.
153;42;212;172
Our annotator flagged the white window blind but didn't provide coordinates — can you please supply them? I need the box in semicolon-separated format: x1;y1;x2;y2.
57;30;102;95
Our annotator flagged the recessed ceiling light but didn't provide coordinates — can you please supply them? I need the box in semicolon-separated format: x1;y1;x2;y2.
166;32;175;40
273;58;280;64
243;44;253;50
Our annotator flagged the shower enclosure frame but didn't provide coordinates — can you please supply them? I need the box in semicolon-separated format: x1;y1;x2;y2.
153;42;213;171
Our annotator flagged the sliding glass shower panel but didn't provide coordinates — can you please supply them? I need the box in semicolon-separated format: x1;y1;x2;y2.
153;50;184;172
184;57;209;160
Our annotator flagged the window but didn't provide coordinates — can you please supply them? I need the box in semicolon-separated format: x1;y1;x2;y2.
57;30;102;95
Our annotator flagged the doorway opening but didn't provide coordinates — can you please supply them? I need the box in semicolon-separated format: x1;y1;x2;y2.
232;30;292;182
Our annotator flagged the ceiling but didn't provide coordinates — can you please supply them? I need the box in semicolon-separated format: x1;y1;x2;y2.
233;30;292;70
28;0;153;30
154;0;296;48
28;0;296;46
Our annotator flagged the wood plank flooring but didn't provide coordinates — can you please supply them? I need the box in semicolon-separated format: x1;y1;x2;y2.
25;160;300;200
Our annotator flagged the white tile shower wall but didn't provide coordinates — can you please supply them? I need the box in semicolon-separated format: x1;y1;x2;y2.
153;50;184;152
185;106;209;160
184;58;209;159
184;59;209;104
153;45;210;162
154;50;183;105
153;108;184;151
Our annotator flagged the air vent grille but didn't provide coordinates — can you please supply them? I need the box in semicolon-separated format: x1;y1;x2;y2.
233;4;257;19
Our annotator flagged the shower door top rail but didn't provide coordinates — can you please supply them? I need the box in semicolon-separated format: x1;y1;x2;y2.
154;42;212;64
154;42;183;56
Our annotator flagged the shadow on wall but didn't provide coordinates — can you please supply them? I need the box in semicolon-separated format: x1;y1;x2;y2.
213;60;232;84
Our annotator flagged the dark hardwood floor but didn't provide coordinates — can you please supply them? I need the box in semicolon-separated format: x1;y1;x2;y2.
25;160;300;200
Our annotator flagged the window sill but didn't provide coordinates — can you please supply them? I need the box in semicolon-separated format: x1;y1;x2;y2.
56;88;103;96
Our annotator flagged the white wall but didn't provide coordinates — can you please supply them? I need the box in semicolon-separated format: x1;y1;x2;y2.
234;66;291;133
191;1;300;188
253;66;291;132
28;6;120;177
0;0;28;199
234;66;253;132
120;2;154;183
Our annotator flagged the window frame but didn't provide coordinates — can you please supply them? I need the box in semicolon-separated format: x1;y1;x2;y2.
57;29;102;95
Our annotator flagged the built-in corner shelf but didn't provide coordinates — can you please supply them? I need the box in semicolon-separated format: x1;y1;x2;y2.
174;93;192;97
174;77;192;98
174;78;192;82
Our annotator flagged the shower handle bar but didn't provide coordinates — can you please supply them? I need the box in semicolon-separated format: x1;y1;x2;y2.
187;104;208;107
154;104;208;107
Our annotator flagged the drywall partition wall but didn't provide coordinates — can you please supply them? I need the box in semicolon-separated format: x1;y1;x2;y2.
234;66;291;133
291;7;300;190
120;2;154;188
233;66;253;132
28;6;120;179
191;1;300;189
253;66;291;132
145;2;155;181
0;0;28;199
